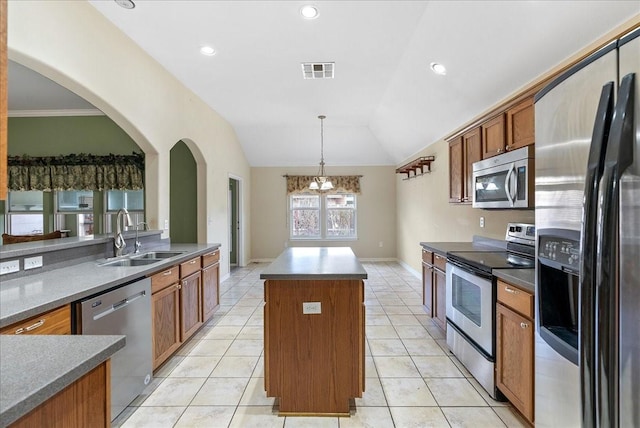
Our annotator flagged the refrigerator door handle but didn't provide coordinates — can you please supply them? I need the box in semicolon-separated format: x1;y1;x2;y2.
596;72;635;428
579;81;615;428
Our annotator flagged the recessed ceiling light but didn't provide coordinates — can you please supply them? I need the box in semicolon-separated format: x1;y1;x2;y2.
114;0;135;9
300;5;319;19
430;62;447;75
200;46;216;56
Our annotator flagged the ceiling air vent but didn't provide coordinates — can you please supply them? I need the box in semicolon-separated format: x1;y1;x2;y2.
301;62;335;79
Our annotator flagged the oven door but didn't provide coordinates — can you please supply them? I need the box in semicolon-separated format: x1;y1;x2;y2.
446;262;494;355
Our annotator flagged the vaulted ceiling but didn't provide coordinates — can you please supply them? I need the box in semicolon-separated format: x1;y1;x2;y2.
8;1;640;167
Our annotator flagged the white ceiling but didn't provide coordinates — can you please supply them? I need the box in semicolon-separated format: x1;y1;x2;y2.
9;1;640;167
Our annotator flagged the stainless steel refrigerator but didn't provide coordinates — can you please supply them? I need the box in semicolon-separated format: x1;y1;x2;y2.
534;27;639;428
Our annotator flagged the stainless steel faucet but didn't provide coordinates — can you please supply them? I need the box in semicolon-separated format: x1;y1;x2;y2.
114;208;133;257
134;221;147;254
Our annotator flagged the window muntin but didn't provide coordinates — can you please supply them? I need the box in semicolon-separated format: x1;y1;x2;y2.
290;193;357;240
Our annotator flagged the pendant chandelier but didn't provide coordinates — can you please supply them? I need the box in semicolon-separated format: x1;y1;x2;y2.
309;115;334;191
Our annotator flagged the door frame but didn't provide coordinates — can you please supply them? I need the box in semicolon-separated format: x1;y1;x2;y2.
228;174;243;268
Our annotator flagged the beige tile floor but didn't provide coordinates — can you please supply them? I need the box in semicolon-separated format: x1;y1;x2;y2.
113;262;530;428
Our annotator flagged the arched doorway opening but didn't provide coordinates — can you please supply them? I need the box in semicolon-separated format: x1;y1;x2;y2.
169;140;198;243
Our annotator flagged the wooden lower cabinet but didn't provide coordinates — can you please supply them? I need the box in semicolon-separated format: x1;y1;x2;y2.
202;262;220;322
150;251;220;371
0;305;71;335
151;282;181;370
496;280;534;424
433;267;447;331
10;361;111;428
422;261;433;316
180;271;203;341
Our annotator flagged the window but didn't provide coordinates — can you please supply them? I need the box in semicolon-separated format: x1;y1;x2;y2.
290;193;357;240
105;190;145;233
7;191;44;235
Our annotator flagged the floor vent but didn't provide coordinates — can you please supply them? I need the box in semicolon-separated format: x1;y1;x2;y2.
301;62;335;79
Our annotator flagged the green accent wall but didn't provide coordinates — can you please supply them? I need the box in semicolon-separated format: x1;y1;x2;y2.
4;116;141;238
8;116;139;156
170;141;197;243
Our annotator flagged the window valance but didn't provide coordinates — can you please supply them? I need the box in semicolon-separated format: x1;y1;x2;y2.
7;153;145;191
285;175;361;194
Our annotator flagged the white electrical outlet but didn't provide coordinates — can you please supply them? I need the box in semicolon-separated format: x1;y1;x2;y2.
480;216;485;228
24;256;43;270
302;302;321;314
0;260;20;275
164;219;169;230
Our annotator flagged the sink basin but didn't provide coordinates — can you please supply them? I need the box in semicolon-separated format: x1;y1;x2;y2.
132;251;186;259
100;258;161;267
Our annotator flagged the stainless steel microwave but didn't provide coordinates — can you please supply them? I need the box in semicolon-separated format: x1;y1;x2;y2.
472;146;534;209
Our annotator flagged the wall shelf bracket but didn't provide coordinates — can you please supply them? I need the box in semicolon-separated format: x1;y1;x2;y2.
395;156;435;180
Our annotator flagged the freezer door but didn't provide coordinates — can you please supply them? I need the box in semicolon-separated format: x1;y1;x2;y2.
617;29;640;428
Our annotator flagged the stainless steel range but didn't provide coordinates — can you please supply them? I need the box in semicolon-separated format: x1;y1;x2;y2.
446;223;535;399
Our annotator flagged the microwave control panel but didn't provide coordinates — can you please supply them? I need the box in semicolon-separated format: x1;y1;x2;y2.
538;235;580;267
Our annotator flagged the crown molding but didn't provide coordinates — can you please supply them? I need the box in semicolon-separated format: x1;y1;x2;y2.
8;109;104;117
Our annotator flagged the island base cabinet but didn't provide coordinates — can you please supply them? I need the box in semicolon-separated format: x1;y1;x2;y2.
264;279;365;415
10;361;110;428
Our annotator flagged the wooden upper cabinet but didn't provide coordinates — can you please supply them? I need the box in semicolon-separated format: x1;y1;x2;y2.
481;114;506;159
448;136;463;203
449;128;481;204
462;128;481;203
1;0;7;201
506;97;535;151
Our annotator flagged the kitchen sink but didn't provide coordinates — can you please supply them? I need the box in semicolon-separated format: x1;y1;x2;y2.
132;251;186;259
99;258;161;267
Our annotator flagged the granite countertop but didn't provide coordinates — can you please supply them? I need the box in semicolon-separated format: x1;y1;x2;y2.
260;247;367;280
0;335;125;426
420;238;505;257
0;230;162;260
493;268;535;294
0;242;221;328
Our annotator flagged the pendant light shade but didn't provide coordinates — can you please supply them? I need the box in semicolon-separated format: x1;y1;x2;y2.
310;115;334;191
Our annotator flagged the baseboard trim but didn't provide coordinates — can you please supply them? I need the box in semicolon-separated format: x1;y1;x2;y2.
398;259;421;279
250;258;276;263
358;257;398;262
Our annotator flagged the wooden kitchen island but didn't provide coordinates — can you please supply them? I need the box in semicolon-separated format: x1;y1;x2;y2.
260;247;367;416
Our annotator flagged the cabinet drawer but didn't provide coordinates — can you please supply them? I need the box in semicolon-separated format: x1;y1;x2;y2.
202;250;220;267
151;266;180;293
0;305;71;335
434;254;446;271
180;257;202;278
422;249;433;264
497;280;534;319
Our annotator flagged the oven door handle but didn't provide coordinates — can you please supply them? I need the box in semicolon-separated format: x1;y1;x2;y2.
447;258;493;280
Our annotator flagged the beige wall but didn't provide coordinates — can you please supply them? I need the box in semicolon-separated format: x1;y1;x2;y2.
8;2;252;277
251;166;396;260
396;139;535;275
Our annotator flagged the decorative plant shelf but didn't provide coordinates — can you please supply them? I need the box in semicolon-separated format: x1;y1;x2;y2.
395;156;435;180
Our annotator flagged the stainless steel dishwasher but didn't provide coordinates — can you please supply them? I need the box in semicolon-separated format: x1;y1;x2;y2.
75;277;153;421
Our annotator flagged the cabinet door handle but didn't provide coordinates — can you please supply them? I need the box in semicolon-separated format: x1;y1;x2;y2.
188;260;197;265
176;284;182;290
163;270;173;276
504;286;518;294
505;145;512;151
15;319;45;334
497;148;504;154
520;322;529;329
